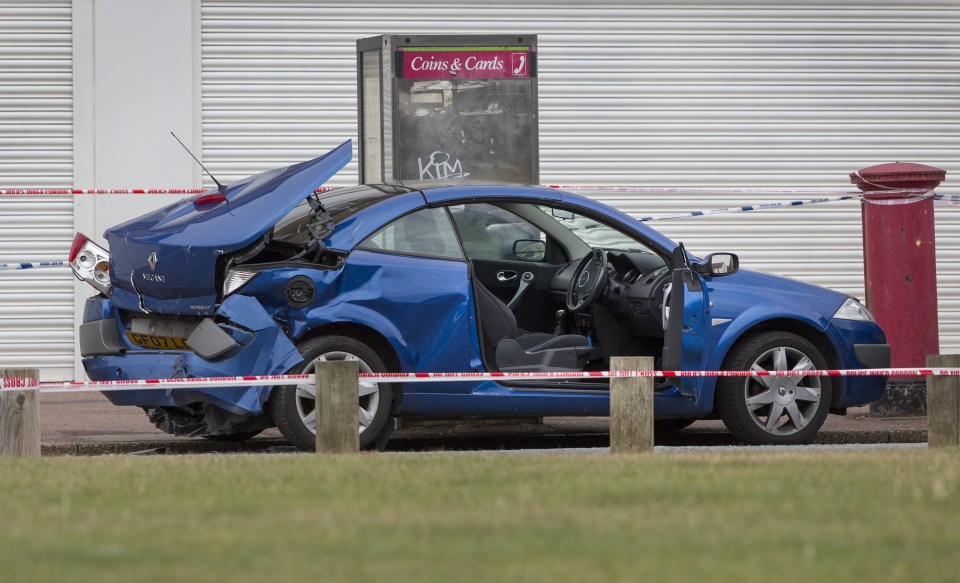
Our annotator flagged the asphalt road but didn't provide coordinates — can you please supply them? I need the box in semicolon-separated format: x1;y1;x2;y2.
37;392;928;455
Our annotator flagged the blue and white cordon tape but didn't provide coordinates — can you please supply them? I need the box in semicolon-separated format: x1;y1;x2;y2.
636;194;860;222
545;186;960;222
2;187;957;271
636;192;959;222
0;260;68;272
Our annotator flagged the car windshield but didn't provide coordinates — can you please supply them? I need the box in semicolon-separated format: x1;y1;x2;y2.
535;205;652;253
273;185;407;245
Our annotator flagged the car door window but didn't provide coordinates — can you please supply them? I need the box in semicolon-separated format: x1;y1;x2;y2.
448;203;544;261
535;205;657;254
358;207;464;260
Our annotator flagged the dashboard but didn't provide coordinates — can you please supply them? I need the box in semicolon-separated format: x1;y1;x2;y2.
550;250;670;337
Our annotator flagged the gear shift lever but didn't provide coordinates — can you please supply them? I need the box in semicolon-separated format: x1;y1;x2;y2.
554;309;568;335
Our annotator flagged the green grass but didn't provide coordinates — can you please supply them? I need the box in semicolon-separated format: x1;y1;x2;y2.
0;450;958;582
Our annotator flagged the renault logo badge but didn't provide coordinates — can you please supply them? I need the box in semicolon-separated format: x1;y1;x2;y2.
148;252;158;271
577;271;590;288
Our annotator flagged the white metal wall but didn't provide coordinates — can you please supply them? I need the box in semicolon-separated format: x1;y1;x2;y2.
0;1;74;379
201;0;960;350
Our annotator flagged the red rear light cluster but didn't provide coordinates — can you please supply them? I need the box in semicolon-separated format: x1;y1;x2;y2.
69;232;112;295
194;193;227;206
68;232;89;263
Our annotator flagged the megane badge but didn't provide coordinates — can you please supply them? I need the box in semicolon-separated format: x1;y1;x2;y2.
148;252;158;271
577;271;590;288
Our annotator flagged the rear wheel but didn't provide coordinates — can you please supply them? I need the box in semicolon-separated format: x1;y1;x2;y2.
269;335;394;451
717;331;832;445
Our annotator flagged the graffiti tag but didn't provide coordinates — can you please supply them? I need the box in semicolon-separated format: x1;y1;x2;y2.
418;151;470;180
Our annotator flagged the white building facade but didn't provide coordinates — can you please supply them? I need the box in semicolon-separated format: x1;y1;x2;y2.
2;0;958;380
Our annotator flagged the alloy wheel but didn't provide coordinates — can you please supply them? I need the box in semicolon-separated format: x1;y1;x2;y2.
741;346;822;436
293;351;381;435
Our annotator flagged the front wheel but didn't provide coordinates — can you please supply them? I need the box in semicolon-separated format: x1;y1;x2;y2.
717;331;832;445
269;335;394;451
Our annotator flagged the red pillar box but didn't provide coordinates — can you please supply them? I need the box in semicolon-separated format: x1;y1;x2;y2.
852;162;946;416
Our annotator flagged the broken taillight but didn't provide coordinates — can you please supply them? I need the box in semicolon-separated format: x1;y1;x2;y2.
223;269;257;298
69;232;112;295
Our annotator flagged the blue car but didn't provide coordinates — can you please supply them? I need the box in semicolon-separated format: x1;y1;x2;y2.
72;140;890;449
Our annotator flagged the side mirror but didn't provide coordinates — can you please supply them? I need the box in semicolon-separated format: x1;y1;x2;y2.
513;239;546;262
695;252;739;277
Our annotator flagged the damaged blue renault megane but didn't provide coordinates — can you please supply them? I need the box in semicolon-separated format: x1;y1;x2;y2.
73;140;890;450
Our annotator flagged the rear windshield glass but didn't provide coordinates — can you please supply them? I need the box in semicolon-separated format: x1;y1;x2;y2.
273;185;408;244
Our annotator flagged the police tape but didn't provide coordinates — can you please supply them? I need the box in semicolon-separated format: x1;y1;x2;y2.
2;186;956;272
0;185;908;196
549;185;883;196
636;194;862;222
3;185;957;217
545;187;959;222
0;188;209;195
0;261;68;271
0;187;339;196
2;368;959;394
638;193;960;221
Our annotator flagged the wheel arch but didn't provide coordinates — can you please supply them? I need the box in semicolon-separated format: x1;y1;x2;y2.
293;322;404;415
713;317;843;411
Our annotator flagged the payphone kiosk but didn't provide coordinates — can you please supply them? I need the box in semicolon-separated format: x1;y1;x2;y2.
357;34;539;184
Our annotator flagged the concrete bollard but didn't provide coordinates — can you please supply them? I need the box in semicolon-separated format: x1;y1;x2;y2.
926;354;960;447
314;359;360;454
609;356;654;453
0;369;41;457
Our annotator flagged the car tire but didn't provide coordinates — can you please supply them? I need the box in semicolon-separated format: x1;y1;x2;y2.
717;331;832;445
269;335;394;451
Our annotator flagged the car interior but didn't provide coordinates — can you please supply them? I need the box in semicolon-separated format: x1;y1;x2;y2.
246;194;678;386
444;201;674;382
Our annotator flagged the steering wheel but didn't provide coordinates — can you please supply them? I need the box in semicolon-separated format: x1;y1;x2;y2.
566;249;609;311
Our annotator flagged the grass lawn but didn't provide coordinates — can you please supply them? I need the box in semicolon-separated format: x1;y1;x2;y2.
0;449;958;582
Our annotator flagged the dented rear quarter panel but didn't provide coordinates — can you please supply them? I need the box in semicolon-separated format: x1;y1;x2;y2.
238;249;476;384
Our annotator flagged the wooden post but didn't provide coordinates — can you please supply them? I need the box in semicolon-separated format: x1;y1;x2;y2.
926;354;960;448
610;356;654;454
0;368;41;457
314;359;359;454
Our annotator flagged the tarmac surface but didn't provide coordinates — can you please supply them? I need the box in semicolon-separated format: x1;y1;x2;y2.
38;392;928;455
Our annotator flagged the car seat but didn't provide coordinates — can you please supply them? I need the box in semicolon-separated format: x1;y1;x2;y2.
474;280;594;372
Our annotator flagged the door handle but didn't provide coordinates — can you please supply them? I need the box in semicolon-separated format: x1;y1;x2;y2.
496;271;518;282
507;272;535;311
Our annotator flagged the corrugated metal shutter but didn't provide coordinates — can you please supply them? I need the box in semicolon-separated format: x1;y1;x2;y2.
201;1;960;351
0;1;74;380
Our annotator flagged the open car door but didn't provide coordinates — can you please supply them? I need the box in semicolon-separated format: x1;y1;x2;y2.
661;243;709;397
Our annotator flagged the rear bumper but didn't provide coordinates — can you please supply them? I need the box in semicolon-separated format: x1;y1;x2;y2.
84;351;271;415
79;318;123;356
80;294;303;415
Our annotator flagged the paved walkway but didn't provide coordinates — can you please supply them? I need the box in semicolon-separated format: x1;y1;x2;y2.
37;392;927;455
